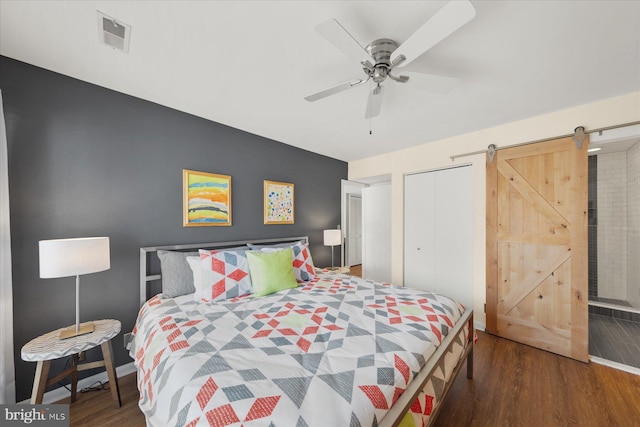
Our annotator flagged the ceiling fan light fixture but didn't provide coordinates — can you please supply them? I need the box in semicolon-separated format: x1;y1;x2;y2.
304;0;476;118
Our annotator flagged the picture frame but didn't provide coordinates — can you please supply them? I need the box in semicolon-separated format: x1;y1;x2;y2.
183;169;231;227
264;180;294;224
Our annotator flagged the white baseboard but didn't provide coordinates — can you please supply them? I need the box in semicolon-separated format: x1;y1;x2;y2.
473;321;486;332
18;362;137;405
590;356;640;376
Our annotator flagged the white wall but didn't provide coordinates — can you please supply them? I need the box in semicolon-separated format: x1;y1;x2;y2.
597;152;628;301
628;142;640;308
348;91;640;330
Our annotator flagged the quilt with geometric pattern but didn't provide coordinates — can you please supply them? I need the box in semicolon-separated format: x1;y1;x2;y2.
131;273;466;427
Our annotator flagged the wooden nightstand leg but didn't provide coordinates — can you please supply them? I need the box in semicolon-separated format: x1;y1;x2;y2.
31;360;51;404
70;354;79;403
101;340;121;408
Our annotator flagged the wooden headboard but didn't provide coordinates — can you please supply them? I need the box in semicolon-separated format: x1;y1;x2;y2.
139;236;309;306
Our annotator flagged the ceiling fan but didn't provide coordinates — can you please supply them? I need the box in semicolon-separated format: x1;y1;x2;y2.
304;0;476;119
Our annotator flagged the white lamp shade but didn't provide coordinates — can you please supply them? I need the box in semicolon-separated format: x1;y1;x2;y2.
39;237;110;278
323;229;342;247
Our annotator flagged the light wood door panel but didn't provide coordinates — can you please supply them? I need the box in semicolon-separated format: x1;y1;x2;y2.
486;136;588;362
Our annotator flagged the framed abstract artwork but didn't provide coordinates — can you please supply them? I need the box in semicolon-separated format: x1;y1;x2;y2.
183;169;231;226
264;180;294;224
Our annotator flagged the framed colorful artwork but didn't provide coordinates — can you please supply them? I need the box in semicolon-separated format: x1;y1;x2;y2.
183;169;231;226
264;180;294;224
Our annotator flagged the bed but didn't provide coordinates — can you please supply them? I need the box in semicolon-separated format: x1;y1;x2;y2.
133;236;473;427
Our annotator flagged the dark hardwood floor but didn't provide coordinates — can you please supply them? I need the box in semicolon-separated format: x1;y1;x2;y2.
56;372;145;427
60;331;640;426
436;332;640;427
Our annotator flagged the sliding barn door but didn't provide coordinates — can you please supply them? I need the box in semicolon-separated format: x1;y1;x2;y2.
486;136;588;362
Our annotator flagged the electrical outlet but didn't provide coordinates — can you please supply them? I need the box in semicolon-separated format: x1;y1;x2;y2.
124;332;132;350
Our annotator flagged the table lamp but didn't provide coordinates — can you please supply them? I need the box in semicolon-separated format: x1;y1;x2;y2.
39;237;110;339
323;229;342;270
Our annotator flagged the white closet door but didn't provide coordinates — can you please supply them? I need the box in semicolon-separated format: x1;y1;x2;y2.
362;184;391;283
404;166;473;308
405;173;437;287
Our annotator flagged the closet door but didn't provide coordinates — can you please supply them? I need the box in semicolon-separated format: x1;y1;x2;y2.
404;166;473;308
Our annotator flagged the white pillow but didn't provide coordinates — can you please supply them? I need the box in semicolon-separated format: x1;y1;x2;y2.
186;256;204;298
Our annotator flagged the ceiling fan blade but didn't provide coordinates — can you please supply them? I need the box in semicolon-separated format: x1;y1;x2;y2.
365;85;385;119
391;0;476;68
401;71;459;93
315;19;372;63
304;78;367;102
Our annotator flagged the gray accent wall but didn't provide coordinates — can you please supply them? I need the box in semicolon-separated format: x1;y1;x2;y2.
1;56;346;402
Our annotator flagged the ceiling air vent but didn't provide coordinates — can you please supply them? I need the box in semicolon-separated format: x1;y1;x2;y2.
97;11;131;53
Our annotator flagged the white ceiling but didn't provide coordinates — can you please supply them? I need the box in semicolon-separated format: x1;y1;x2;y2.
1;1;639;162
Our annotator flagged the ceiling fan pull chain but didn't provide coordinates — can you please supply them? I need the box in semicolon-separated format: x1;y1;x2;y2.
369;103;373;135
369;80;373;134
370;89;373;135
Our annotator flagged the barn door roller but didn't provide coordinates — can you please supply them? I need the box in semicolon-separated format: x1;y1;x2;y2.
487;144;497;163
572;126;586;150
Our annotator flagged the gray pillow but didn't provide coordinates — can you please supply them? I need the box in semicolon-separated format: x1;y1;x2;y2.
157;250;199;297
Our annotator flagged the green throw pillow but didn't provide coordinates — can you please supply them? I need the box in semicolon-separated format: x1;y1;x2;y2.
246;248;298;297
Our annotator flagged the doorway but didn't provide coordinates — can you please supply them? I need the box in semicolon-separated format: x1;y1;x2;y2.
341;179;366;274
341;177;391;281
587;125;640;370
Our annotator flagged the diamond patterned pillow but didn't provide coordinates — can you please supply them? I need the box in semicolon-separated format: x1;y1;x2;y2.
291;241;316;282
193;249;252;302
258;241;316;282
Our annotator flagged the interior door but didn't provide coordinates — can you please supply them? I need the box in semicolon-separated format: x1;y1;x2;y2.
486;136;588;362
362;184;391;283
346;194;362;266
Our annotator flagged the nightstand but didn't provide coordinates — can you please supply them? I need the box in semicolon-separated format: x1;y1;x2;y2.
21;318;122;408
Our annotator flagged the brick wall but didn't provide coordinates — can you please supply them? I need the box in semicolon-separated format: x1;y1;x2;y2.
597;151;627;301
